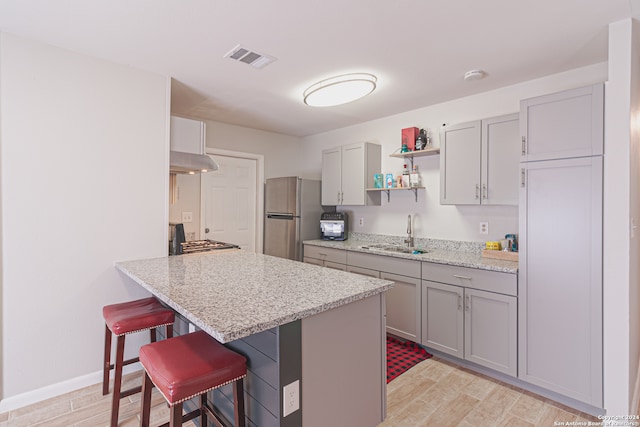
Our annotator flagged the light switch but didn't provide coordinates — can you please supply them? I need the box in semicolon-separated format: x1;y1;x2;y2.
182;211;193;223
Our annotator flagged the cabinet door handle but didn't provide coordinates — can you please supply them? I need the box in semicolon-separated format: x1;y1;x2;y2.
458;294;462;310
521;168;526;188
453;274;472;281
465;294;470;311
482;184;487;200
337;191;341;204
521;136;526;155
475;184;480;199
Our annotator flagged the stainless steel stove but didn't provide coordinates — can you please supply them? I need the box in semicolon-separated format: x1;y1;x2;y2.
180;239;239;254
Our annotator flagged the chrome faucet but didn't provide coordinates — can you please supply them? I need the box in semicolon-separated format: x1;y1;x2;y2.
404;214;414;248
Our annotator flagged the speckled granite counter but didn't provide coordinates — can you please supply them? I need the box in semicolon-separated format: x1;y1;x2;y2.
115;250;392;343
303;237;518;274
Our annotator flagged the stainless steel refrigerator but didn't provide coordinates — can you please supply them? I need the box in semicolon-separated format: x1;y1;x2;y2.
264;177;322;261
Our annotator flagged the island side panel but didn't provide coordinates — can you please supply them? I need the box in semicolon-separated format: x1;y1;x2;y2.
171;313;301;426
301;293;386;427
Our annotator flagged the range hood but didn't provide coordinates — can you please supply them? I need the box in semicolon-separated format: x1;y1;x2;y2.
170;116;219;174
169;151;219;174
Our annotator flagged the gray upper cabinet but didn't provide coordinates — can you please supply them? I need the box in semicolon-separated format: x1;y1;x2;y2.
519;83;604;408
440;113;519;205
440;120;481;204
170;116;205;154
321;146;342;205
321;142;381;206
520;83;604;162
482;114;520;205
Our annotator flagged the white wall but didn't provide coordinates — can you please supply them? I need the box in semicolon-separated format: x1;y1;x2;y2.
204;120;302;179
169;173;201;240
0;33;169;406
603;18;638;415
630;18;640;415
299;63;608;243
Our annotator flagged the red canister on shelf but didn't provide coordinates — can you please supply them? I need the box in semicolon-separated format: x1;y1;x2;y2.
401;127;419;151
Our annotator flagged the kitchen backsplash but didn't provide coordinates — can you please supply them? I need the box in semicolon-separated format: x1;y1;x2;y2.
349;232;485;253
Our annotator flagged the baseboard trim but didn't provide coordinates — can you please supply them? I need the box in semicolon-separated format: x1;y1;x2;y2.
0;363;142;413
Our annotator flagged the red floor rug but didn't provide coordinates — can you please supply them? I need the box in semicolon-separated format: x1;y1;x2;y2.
386;335;432;383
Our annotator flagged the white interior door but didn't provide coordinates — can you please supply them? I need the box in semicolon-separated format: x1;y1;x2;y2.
201;155;258;252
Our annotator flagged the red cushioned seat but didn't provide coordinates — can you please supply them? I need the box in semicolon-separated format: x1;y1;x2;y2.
103;297;175;336
102;296;175;427
139;330;247;405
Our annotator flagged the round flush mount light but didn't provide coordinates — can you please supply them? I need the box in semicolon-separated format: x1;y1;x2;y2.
464;69;486;81
303;73;377;107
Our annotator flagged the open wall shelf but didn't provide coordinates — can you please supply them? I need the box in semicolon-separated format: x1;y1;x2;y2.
366;187;425;203
390;147;440;168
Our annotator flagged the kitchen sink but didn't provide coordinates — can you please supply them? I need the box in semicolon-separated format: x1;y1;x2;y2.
359;244;427;254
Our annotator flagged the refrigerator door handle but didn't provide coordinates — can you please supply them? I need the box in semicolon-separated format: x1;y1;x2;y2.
267;213;295;220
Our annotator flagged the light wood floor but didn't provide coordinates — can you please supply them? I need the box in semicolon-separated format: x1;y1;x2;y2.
379;356;600;427
0;373;197;427
0;358;600;427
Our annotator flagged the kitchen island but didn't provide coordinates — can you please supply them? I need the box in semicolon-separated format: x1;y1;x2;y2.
115;250;392;427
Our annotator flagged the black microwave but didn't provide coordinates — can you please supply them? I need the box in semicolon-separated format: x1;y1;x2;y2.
320;212;348;241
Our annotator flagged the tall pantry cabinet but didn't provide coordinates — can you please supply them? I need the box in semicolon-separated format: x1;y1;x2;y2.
518;84;603;408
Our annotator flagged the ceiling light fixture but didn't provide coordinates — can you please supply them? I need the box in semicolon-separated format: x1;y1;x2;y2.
303;73;377;107
464;69;486;81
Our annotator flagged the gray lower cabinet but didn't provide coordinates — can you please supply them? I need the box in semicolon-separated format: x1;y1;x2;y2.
303;245;347;271
347;251;421;342
464;288;517;376
422;280;464;358
422;262;518;376
381;272;421;341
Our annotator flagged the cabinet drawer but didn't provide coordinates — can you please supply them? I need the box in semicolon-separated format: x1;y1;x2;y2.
346;265;380;278
422;262;516;296
304;245;346;264
347;251;420;278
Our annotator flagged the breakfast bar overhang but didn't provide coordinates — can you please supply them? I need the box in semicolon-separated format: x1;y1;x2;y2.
115;250;393;427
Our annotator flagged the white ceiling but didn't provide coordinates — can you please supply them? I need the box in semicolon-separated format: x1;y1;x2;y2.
0;0;633;137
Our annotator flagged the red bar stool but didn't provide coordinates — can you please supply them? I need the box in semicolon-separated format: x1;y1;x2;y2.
139;330;247;427
103;297;175;427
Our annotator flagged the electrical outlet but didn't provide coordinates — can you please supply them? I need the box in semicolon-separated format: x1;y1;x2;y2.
479;222;489;235
282;380;300;417
182;211;193;223
358;217;364;227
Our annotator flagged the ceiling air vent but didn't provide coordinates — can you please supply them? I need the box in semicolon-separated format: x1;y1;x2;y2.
224;45;276;69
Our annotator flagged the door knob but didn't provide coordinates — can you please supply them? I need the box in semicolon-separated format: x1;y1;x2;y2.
205;228;210;233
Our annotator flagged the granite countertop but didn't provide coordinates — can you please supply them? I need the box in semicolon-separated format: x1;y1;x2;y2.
304;238;518;274
115;250;393;343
